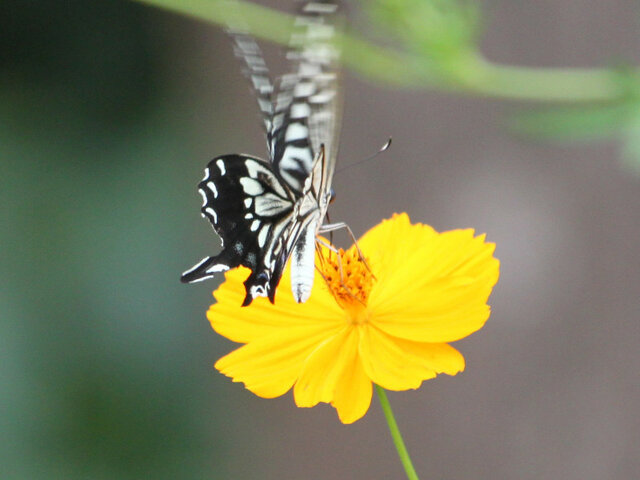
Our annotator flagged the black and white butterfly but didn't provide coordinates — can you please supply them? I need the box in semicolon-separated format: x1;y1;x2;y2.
181;0;344;306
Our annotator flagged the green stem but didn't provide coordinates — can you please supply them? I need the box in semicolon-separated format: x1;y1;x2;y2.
375;384;420;480
133;0;291;44
132;0;629;103
465;57;622;102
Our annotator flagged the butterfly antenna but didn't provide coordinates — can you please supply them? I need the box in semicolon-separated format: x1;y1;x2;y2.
337;137;392;173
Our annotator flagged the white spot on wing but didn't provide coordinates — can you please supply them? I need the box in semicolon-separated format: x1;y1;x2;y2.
290;103;311;119
282;146;313;167
250;220;261;232
244;163;289;199
198;189;208;207
206;181;218;198
257;226;269;248
258;97;272;115
187;276;210;284
205;207;217;223
244;198;252;208
272;112;284;131
285;123;309;142
250;284;267;298
240;177;264;195
245;159;271;179
207;263;229;273
182;257;229;280
299;63;321;77
216;159;226;176
183;256;210;275
294;81;315;98
254;193;292;216
251;75;270;90
310;90;335;104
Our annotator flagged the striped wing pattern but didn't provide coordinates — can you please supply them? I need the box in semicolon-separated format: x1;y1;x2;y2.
182;1;340;305
271;0;340;193
182;155;298;305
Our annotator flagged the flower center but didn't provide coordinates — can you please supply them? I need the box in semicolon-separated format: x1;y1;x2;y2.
320;247;375;317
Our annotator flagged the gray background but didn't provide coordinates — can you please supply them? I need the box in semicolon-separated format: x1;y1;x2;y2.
1;1;638;478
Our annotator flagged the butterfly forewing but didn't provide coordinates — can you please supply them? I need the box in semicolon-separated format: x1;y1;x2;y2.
269;1;341;194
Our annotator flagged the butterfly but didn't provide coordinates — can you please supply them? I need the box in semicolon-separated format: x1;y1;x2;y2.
181;0;343;306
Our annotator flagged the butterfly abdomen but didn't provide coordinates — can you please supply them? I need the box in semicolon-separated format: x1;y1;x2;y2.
290;217;319;303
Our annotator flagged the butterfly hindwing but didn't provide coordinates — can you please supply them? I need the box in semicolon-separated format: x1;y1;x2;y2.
181;154;299;305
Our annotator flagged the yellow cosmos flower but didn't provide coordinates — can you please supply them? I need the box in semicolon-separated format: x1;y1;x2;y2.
208;213;500;424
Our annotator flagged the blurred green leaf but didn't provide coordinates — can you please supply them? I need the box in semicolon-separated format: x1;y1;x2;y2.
509;103;632;141
363;0;482;86
366;0;479;58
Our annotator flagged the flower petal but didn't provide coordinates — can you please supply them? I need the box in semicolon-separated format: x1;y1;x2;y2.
293;326;358;408
363;221;499;343
359;326;464;391
367;223;499;306
331;354;372;424
215;324;342;398
371;275;494;342
355;213;418;277
209;267;343;344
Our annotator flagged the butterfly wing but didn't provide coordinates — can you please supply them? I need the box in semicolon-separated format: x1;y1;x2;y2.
181;154;301;305
225;22;275;153
269;1;341;194
182;1;342;306
292;1;342;185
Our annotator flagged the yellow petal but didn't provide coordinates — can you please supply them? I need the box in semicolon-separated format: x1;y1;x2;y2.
355;213;420;277
215;324;342;398
293;326;359;408
371;275;494;342
359;326;464;391
331;354;372;424
209;266;343;344
368;225;499;306
362;220;499;343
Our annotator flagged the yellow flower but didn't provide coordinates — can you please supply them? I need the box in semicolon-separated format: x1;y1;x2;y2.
208;213;500;424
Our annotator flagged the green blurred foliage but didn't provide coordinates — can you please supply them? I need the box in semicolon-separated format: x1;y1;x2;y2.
509;104;632;141
508;67;640;172
363;0;481;83
366;0;479;59
1;1;241;478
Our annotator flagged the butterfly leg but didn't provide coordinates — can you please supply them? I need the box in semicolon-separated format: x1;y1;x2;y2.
318;222;375;279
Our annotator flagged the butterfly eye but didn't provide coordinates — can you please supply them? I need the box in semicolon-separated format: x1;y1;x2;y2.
329;188;336;204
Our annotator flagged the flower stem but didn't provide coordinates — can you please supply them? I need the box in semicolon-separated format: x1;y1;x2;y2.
375;384;420;480
131;0;628;103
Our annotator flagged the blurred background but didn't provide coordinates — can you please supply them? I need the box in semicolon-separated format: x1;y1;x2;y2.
2;0;639;479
